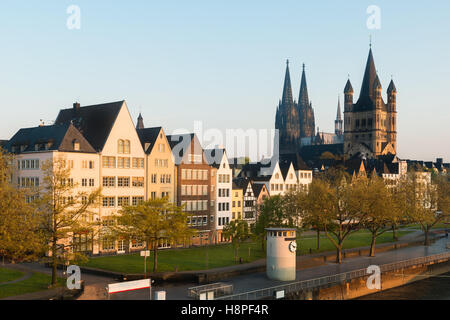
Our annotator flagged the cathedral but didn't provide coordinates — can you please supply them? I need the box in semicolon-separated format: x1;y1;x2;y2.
275;46;397;161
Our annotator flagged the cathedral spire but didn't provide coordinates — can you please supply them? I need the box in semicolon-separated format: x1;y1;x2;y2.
281;59;294;106
299;63;309;108
359;48;378;101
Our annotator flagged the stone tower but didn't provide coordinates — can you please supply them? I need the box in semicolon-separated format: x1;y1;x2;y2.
275;60;301;154
297;64;316;139
343;47;397;158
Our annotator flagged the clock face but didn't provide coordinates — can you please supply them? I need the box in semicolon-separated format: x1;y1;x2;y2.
289;241;297;253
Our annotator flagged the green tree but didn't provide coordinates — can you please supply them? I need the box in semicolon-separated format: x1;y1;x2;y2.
223;219;250;262
361;175;400;257
0;150;44;263
39;157;101;286
406;172;450;245
310;171;365;264
113;198;194;272
300;179;331;251
252;195;286;252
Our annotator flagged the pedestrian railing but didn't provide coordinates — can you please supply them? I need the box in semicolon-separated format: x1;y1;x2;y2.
188;283;234;299
215;251;450;300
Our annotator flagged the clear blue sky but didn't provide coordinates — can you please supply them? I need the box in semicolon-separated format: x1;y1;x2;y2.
0;1;448;161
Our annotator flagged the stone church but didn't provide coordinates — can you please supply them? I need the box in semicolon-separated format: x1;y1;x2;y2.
275;47;397;161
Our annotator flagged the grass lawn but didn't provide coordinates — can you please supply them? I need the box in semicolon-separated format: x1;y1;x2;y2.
82;229;413;274
0;267;24;283
0;269;58;299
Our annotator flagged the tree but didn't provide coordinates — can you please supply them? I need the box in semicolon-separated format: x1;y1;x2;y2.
310;170;366;263
300;179;331;251
222;219;249;262
39;157;101;286
0;150;44;263
113;198;194;272
406;171;450;245
252;195;287;252
361;175;399;257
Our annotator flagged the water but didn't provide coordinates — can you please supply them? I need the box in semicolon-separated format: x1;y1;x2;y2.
358;272;450;300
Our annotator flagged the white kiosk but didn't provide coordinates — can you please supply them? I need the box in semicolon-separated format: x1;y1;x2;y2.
266;228;297;281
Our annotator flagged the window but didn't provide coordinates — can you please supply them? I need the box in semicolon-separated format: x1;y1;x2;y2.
151;192;156;200
103;177;115;187
151;174;157;184
102;197;115;207
118;196;130;207
102;156;116;168
89;179;95;187
132;177;144;187
118;177;130;187
89;161;94;169
124;140;130;154
102;238;115;251
118;157;130;169
82;178;87;187
132;158;144;169
118;140;124;154
132;196;144;206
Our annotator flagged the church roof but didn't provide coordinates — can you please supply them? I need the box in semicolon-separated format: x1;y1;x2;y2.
344;79;354;93
55;101;124;152
387;79;397;93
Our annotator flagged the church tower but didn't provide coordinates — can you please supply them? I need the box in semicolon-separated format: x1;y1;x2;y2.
335;96;343;135
275;60;301;154
343;47;397;158
136;113;144;129
297;64;316;139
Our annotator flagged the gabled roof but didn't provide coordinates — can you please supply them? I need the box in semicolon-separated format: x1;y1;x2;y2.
252;183;267;198
5;123;96;154
166;133;195;151
204;148;226;169
55;101;124;152
136;127;162;154
233;177;251;191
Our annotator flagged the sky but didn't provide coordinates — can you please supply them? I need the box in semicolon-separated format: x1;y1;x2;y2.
0;1;448;161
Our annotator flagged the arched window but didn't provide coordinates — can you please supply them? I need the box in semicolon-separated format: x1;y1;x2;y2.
118;139;124;154
124;140;130;154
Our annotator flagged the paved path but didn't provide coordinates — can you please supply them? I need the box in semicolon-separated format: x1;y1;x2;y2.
108;235;450;300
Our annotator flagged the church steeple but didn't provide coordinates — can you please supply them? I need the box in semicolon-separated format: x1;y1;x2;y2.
358;48;378;101
297;63;315;139
282;60;294;106
136;113;144;130
298;63;309;108
335;96;343;135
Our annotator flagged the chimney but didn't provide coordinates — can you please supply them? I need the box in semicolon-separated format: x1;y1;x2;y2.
73;102;81;110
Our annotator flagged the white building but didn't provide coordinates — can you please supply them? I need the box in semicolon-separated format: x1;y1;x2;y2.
6;101;147;255
205;148;232;242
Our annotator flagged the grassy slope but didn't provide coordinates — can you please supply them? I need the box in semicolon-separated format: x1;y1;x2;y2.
82;230;411;274
0;271;54;299
0;267;24;283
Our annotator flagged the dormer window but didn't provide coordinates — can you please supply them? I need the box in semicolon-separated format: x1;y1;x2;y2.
20;145;27;152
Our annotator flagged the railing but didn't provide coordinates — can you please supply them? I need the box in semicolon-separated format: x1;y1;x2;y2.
215;251;450;300
188;283;234;299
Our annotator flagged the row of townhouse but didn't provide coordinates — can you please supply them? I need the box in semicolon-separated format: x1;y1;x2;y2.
4;100;313;256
